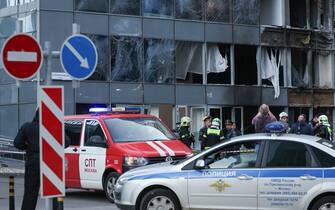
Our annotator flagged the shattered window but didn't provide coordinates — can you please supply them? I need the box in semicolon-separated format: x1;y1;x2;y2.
110;0;140;16
291;48;309;87
75;0;109;13
0;0;16;8
234;45;257;85
207;44;231;84
206;0;231;22
176;0;203;20
176;41;204;84
19;11;37;33
84;34;109;81
111;36;143;82
144;39;175;84
233;0;260;25
143;0;173;18
289;0;306;28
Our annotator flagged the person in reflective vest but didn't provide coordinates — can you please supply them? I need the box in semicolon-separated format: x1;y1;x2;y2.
315;115;333;141
201;118;224;150
179;116;194;148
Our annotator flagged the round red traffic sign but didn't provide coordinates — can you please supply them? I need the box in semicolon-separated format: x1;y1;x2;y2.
1;33;43;80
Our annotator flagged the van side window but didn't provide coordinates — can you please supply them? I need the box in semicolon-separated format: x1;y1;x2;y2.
84;120;107;147
65;120;83;146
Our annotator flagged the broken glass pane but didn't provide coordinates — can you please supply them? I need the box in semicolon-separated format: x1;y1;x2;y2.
206;0;230;22
176;0;203;20
110;0;140;16
111;36;143;82
75;0;109;13
19;11;37;33
84;34;109;81
233;0;260;25
143;0;173;18
144;39;175;84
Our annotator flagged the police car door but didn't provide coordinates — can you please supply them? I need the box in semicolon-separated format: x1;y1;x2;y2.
258;140;322;210
79;119;108;190
188;140;262;210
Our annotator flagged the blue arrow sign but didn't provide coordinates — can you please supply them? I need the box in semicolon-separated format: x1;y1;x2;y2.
60;34;98;80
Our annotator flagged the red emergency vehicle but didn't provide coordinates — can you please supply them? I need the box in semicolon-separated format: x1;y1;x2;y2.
64;108;192;202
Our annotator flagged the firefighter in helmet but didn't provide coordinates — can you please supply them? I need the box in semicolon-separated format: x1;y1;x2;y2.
201;118;224;150
179;116;194;148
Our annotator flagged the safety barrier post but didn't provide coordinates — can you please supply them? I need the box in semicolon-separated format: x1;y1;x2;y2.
57;197;64;210
9;176;15;210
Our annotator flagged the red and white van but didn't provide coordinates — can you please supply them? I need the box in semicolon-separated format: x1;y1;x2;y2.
64;108;192;202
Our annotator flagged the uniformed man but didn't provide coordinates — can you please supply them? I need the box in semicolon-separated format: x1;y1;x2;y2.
14;110;40;210
315;115;333;141
202;118;224;150
179;116;194;148
198;116;212;145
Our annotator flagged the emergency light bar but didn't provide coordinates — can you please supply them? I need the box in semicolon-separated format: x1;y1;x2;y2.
265;122;286;134
89;107;141;115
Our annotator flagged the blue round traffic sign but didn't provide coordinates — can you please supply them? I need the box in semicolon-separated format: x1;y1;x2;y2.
60;34;98;80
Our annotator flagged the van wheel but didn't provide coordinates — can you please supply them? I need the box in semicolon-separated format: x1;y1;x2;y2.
311;195;335;210
140;188;181;210
103;172;119;203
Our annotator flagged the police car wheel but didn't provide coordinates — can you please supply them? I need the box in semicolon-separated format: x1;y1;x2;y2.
140;188;181;210
103;172;119;203
311;195;335;210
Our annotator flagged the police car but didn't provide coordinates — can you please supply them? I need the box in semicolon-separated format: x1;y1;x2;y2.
64;107;192;202
114;123;335;210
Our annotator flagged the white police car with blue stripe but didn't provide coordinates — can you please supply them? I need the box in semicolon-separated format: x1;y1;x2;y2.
114;122;335;210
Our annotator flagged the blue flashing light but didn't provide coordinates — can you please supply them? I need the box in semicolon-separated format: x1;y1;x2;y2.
265;122;286;134
89;107;141;114
89;107;112;113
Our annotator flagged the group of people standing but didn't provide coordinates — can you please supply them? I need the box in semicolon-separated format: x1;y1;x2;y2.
252;104;333;141
178;115;241;151
178;104;333;151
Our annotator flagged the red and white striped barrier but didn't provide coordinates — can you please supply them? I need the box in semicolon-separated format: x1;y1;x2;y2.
38;86;65;198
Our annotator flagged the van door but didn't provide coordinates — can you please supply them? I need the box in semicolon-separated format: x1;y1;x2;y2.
64;120;83;188
79;119;108;190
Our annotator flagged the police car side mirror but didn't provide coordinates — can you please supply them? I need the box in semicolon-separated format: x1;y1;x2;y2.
195;159;205;170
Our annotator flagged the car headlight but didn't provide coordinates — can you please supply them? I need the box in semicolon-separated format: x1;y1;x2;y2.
123;157;148;167
117;176;129;185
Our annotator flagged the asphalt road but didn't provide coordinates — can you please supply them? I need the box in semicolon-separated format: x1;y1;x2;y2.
0;177;120;210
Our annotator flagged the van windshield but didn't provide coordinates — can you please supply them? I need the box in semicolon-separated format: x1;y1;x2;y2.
104;117;175;142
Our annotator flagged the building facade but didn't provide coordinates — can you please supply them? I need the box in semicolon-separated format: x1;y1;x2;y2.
1;0;335;141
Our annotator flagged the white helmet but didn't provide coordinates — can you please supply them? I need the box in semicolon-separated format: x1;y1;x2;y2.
279;112;288;119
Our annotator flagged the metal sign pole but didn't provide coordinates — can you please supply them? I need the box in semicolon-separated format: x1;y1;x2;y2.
72;23;80;89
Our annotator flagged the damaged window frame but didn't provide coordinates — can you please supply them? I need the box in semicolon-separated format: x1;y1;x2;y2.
110;0;141;16
176;41;205;84
289;48;313;88
143;0;174;18
257;47;286;98
205;0;232;23
110;36;144;83
83;33;110;81
233;0;260;25
234;44;258;86
175;0;204;20
206;43;232;85
144;38;175;84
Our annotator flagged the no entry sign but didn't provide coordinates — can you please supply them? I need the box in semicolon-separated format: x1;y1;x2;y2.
38;86;65;198
1;33;42;80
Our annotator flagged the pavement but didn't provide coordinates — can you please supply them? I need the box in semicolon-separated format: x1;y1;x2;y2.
0;157;120;210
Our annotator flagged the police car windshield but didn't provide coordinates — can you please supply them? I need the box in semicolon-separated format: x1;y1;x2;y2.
104;118;175;142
